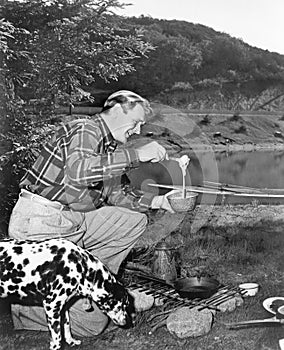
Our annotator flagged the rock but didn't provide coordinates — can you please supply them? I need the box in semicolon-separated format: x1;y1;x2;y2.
217;294;244;312
128;289;155;312
236;294;244;307
154;298;165;307
212;290;244;313
166;306;213;338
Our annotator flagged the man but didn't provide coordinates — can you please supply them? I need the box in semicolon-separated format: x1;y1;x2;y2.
8;90;174;336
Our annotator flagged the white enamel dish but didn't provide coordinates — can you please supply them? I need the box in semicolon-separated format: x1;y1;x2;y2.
262;297;284;314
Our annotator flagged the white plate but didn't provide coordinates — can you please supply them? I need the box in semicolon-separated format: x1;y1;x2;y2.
262;297;284;314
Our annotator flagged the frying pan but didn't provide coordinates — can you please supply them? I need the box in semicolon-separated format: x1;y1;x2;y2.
126;267;220;299
173;276;220;299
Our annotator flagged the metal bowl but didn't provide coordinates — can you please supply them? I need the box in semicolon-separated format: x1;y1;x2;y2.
167;190;198;212
239;282;259;297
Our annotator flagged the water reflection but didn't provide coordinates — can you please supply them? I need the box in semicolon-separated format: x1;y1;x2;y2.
128;150;284;204
215;150;284;189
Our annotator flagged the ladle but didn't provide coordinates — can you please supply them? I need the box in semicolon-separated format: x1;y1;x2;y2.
171;156;190;199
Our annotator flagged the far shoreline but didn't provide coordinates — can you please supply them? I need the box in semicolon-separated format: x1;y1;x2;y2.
190;142;284;153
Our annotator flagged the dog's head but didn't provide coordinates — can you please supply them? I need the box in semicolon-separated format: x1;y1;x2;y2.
90;268;135;328
103;281;135;328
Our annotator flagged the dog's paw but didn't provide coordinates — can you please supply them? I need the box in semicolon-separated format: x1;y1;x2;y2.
49;341;61;350
66;338;81;347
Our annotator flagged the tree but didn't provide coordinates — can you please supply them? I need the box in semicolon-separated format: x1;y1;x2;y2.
106;25;203;94
0;0;154;233
3;0;154;109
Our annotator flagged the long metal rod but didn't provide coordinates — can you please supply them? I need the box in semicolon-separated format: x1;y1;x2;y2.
148;183;284;198
203;181;265;193
203;181;284;194
148;183;236;195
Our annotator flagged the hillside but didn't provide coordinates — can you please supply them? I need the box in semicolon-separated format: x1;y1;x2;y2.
126;106;284;153
95;16;284;112
186;110;284;150
58;104;284;151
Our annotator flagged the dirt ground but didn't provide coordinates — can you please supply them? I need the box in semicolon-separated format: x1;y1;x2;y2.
1;203;284;350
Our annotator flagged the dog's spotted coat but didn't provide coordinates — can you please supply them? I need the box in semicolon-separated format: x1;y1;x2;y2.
0;238;134;350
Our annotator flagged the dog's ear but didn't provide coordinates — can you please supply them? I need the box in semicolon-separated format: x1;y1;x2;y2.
104;281;126;299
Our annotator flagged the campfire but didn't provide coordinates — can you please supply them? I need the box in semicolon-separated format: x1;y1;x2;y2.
125;268;246;337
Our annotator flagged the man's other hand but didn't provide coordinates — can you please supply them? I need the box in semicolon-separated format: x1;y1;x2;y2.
136;141;168;163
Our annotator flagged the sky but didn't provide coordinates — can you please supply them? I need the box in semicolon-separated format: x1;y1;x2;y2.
115;0;284;55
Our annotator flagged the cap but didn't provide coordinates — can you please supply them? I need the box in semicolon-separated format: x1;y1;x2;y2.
103;90;147;108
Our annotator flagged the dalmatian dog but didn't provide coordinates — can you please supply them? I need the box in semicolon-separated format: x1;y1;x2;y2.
0;238;134;350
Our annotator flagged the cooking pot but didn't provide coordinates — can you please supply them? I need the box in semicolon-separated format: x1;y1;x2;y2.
173;276;220;299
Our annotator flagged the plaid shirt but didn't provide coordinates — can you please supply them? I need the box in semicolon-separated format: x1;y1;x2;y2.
20;114;155;212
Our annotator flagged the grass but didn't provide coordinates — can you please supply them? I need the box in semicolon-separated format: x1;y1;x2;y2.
1;204;284;349
183;220;284;282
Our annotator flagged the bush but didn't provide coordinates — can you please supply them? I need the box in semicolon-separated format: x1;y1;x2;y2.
0;101;56;233
234;124;247;134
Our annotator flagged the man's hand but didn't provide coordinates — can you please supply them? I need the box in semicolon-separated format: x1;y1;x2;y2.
151;195;175;213
136;141;168;163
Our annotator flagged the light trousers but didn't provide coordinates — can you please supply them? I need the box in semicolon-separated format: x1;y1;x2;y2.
8;192;147;337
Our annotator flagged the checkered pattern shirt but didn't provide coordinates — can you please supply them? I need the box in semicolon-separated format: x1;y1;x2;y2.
20;114;155;212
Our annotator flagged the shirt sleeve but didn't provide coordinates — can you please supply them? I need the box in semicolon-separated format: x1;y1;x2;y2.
104;174;156;212
65;122;140;186
64;121;155;212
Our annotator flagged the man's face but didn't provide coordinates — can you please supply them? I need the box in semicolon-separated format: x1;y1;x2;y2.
113;103;146;144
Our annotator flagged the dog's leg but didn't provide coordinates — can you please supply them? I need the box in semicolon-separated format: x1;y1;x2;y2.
63;310;81;347
43;299;64;350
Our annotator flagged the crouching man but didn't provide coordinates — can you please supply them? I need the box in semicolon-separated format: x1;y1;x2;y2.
8;90;174;337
